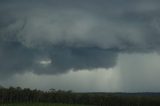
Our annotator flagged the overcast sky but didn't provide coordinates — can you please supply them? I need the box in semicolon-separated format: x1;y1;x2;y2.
1;0;160;92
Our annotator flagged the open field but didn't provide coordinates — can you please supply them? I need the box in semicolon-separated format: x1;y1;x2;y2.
0;103;90;106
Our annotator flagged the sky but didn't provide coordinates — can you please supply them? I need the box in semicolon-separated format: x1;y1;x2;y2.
0;0;160;92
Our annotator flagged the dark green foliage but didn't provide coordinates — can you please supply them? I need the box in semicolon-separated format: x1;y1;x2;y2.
0;87;160;106
0;103;89;106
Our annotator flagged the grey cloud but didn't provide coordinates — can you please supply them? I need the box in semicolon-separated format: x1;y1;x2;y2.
0;41;36;77
1;0;160;76
0;40;118;77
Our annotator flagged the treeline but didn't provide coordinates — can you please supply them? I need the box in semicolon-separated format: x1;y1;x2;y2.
0;86;160;106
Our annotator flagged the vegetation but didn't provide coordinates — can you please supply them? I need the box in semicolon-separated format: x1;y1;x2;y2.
0;103;89;106
0;86;160;106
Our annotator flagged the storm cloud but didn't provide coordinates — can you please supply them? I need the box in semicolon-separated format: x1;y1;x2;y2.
1;0;160;76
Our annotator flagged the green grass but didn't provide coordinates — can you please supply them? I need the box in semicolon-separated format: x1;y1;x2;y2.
0;103;90;106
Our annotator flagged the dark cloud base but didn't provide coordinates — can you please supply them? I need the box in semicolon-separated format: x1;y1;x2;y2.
0;39;118;76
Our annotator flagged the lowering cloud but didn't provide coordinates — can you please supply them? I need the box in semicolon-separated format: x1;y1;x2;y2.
1;0;160;76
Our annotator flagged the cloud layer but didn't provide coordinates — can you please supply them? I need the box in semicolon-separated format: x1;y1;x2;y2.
1;0;160;76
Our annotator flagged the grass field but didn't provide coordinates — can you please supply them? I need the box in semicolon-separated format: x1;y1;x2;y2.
0;103;90;106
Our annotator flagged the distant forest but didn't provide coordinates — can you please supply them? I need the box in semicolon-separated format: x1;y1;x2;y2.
0;86;160;106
